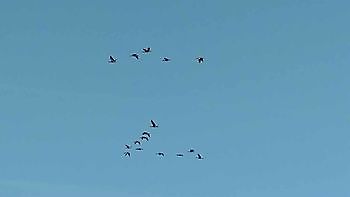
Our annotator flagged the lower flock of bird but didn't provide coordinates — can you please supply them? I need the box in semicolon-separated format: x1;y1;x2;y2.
108;47;204;64
123;120;204;160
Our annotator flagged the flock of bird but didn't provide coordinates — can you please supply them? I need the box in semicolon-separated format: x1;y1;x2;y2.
123;120;204;160
108;47;204;64
115;46;205;160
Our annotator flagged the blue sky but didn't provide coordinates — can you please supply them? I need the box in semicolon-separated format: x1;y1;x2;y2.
1;0;349;196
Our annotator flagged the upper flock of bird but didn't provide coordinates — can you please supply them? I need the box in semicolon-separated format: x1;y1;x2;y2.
108;47;204;64
122;120;204;160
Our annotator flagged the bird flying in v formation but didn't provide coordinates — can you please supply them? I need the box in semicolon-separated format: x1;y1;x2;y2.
162;57;171;62
142;47;151;53
108;56;117;63
150;120;158;128
130;53;139;60
122;119;205;161
196;57;204;63
142;131;151;138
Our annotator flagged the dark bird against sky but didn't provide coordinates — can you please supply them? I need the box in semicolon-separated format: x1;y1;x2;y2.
188;149;195;153
162;57;170;62
156;152;165;156
150;120;158;128
196;57;204;63
131;53;139;59
125;144;131;149
108;56;117;63
142;47;151;53
196;154;203;160
124;152;131;157
140;136;149;141
142;131;151;138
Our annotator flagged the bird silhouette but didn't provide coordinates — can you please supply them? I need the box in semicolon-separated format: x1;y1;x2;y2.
108;56;117;63
134;140;141;145
156;152;165;156
125;144;131;149
140;136;149;141
196;154;204;160
130;53;139;59
196;57;204;63
135;148;143;151
176;153;184;157
188;149;195;153
142;47;151;53
162;57;170;62
150;120;158;128
123;152;131;157
142;131;151;138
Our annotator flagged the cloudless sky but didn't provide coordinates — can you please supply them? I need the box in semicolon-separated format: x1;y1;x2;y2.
1;0;349;196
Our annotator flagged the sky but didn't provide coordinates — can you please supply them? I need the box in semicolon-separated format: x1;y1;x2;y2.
0;0;350;196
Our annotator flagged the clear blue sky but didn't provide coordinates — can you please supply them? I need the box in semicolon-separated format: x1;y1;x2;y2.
1;0;349;196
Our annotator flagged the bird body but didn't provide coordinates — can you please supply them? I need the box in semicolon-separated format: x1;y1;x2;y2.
188;149;195;153
125;144;131;149
142;47;151;53
162;57;170;62
108;56;117;63
196;57;204;63
196;154;204;159
150;120;158;128
131;53;139;59
140;136;149;141
142;131;151;138
176;153;184;157
156;152;165;156
134;140;141;145
135;148;143;151
124;152;131;157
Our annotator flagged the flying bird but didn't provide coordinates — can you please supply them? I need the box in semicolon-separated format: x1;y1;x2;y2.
142;47;151;53
162;57;171;62
142;131;151;138
108;56;117;63
130;53;139;59
196;154;204;160
135;148;143;151
125;144;131;149
188;149;195;153
176;153;184;157
156;152;165;156
196;57;204;63
123;152;131;157
140;136;149;141
134;140;141;145
150;120;158;128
